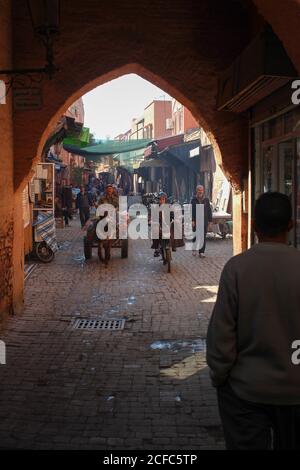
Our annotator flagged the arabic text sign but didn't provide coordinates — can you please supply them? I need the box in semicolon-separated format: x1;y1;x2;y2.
13;87;42;110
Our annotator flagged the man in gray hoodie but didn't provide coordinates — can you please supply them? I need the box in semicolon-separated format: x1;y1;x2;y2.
206;192;300;450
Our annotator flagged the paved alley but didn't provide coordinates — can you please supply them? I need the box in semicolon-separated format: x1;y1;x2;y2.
0;218;232;450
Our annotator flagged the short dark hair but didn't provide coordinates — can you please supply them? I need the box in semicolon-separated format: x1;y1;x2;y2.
254;192;292;236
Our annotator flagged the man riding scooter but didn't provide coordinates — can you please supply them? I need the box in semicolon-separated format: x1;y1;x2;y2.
151;191;176;259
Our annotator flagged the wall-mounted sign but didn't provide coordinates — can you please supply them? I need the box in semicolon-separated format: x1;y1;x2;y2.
13;87;42;111
189;147;200;158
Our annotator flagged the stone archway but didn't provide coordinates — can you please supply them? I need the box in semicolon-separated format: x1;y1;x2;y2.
34;63;229;186
24;59;249;254
1;0;300;317
13;0;300;212
12;0;257;192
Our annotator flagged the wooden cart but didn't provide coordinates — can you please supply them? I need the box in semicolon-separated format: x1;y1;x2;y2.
210;211;232;239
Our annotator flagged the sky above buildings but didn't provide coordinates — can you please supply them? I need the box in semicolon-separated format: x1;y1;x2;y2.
82;74;172;140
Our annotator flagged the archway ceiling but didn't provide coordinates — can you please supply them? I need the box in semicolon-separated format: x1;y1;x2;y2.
12;0;274;190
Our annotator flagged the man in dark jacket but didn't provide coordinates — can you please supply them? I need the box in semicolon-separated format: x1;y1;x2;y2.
76;186;90;228
206;192;300;450
190;185;212;257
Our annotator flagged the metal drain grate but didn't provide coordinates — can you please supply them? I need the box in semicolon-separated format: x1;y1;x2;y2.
73;318;125;331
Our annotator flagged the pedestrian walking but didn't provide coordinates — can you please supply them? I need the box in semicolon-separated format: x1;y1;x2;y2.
190;185;212;257
206;192;300;450
54;196;70;226
76;186;90;228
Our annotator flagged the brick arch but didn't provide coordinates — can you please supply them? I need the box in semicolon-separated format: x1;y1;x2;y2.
7;0;300;316
35;63;224;182
16;58;248;193
12;0;300;190
13;0;256;192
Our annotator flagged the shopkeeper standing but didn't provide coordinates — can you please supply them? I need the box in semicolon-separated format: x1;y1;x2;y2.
76;186;90;228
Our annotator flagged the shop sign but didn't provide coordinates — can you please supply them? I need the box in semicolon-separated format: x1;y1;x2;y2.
13;87;42;110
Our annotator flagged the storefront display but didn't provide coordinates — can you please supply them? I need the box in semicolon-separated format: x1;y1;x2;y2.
31;163;55;214
29;162;57;260
252;106;300;248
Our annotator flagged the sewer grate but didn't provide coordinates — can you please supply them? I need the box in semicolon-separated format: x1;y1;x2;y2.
73;318;125;331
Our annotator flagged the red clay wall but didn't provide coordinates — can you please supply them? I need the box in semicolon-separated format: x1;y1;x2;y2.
153;101;173;139
0;0;16;318
184;108;199;134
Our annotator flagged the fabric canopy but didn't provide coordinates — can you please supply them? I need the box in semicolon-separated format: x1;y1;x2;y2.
159;141;200;173
63;139;153;159
139;158;169;168
114;148;146;162
43;116;84;154
63;127;90;148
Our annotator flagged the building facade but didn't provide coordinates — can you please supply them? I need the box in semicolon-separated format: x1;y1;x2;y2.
171;99;199;136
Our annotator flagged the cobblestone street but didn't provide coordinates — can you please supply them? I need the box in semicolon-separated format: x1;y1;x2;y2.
0;218;232;450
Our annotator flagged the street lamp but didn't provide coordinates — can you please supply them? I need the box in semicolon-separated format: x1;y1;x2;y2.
0;0;60;80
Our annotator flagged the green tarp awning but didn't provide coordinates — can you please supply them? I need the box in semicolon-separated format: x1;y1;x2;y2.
159;141;201;173
63;126;91;148
63;138;153;160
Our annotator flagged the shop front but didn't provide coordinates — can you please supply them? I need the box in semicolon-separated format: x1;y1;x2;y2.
215;25;299;250
22;161;58;268
252;101;300;248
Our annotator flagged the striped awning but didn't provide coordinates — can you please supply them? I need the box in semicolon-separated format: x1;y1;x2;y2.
34;213;58;253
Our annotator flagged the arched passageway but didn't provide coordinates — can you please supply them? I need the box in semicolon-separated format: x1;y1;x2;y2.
0;0;300;452
13;0;255;190
1;0;300;316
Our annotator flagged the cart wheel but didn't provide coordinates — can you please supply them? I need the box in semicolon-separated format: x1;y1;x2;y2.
121;239;128;258
84;236;92;260
35;241;54;263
